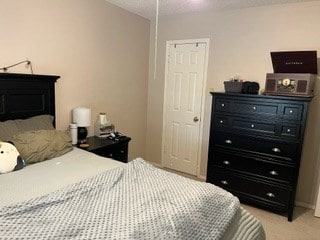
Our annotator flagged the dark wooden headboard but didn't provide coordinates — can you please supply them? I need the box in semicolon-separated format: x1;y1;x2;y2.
0;73;60;123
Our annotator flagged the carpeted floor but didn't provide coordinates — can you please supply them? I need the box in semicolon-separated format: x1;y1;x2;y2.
242;204;320;240
162;167;320;239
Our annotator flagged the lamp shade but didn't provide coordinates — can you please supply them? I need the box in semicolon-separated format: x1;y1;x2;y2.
72;107;91;127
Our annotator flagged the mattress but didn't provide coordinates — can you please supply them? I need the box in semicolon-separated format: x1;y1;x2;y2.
0;147;124;208
0;148;265;239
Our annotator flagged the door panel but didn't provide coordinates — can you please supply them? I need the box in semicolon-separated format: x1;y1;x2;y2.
163;41;208;175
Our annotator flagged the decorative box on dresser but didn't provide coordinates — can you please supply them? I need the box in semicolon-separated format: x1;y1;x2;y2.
206;92;312;221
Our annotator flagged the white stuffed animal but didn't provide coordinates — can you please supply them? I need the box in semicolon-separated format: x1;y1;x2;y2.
0;142;24;174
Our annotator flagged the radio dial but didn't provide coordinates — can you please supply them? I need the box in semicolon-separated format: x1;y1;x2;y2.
282;78;291;87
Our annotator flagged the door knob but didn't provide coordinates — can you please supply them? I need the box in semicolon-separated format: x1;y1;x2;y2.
193;116;199;122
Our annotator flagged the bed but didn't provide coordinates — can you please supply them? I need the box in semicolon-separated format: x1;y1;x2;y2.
0;73;266;239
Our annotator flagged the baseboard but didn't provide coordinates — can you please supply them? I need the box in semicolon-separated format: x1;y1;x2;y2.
149;162;207;182
147;161;162;168
198;175;206;181
295;201;315;210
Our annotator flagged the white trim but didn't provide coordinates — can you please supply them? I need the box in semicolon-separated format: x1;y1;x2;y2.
161;38;210;178
313;133;320;216
153;0;159;81
315;184;320;216
160;42;170;173
147;161;162;168
198;175;207;181
295;201;315;210
197;39;210;178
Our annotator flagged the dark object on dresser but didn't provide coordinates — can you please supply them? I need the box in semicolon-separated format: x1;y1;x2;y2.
241;81;259;94
80;135;131;163
206;92;312;221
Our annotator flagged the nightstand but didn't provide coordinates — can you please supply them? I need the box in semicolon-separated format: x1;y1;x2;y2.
79;135;131;163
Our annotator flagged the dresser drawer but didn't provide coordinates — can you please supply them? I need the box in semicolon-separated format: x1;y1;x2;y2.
213;132;298;162
282;104;303;121
280;124;301;139
214;115;301;139
112;143;129;163
215;98;231;112
215;98;279;117
214;97;304;121
214;115;276;135
88;139;129;163
211;171;291;207
233;100;279;117
212;149;295;184
214;115;230;128
90;147;114;158
233;118;276;133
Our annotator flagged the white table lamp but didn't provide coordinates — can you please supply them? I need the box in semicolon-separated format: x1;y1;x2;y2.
72;107;91;143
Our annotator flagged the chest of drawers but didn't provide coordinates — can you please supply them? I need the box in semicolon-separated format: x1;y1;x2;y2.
206;92;312;221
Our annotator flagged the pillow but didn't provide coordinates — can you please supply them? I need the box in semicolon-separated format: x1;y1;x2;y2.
15;115;55;133
0;120;19;142
12;130;73;164
0;115;54;141
0;142;25;174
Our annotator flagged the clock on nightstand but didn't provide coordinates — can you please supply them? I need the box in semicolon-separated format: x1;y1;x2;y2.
78;135;131;163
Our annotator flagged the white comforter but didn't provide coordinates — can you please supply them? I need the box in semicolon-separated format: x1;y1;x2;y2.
0;147;124;208
1;158;240;239
0;148;265;240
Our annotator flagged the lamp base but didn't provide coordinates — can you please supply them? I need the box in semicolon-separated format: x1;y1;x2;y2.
78;127;88;144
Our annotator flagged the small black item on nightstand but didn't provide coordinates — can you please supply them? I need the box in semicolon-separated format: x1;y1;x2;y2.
78;135;131;163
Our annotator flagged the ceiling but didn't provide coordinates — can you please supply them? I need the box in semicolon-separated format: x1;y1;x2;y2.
105;0;317;20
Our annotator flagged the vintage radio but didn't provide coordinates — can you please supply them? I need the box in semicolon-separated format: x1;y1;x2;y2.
264;51;318;97
265;73;316;96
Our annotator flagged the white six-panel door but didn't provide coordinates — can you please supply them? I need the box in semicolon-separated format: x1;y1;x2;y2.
162;40;208;176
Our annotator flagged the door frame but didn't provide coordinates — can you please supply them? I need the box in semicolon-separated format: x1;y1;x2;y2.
314;146;320;216
161;38;210;177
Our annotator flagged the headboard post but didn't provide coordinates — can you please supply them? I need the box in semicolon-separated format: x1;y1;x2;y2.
0;73;60;124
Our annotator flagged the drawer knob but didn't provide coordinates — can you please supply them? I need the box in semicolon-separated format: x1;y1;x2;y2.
269;170;279;176
289;110;293;114
221;103;225;107
287;128;291;133
221;180;228;185
120;150;124;153
251;124;255;128
223;160;230;165
220;120;224;124
266;192;275;198
253;106;257;110
225;139;232;144
272;147;281;153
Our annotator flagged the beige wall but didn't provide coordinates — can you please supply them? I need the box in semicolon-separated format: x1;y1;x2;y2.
2;0;320;208
0;0;150;160
146;1;320;207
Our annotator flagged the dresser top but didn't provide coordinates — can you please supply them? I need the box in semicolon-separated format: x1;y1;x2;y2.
210;92;313;102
